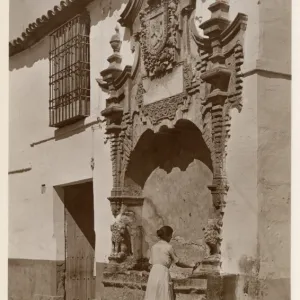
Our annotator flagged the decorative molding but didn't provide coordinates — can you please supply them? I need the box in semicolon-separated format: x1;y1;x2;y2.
243;58;291;78
9;0;93;57
131;42;142;79
8;167;32;175
142;92;186;125
190;1;248;273
29;118;103;148
118;0;145;28
108;196;144;207
221;13;247;44
190;9;209;50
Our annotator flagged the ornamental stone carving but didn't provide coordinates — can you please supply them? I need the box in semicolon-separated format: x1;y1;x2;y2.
142;92;186;125
191;1;247;272
203;217;223;256
139;0;180;78
97;0;247;276
110;205;135;263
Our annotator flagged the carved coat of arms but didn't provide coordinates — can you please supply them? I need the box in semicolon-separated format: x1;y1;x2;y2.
139;0;180;78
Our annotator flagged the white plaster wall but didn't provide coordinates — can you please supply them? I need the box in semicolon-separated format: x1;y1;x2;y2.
222;74;258;274
255;2;291;287
259;0;291;71
221;0;291;279
257;0;291;282
257;76;290;280
9;0;133;263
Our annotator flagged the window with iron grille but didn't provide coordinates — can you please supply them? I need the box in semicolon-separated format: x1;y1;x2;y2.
49;12;90;128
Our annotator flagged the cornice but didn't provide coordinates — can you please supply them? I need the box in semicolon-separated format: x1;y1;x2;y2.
190;9;209;49
221;13;248;45
9;0;93;57
118;0;144;28
191;10;247;50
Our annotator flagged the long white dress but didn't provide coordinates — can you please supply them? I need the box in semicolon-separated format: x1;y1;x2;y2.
144;240;179;300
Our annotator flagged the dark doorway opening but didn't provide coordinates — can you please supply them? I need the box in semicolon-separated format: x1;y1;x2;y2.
64;181;95;300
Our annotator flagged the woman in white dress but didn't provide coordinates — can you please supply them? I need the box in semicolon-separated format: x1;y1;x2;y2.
144;226;196;300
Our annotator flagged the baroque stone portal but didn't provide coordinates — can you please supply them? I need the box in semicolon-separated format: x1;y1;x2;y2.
97;0;247;278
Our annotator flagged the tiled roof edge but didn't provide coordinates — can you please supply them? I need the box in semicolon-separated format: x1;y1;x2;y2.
9;0;93;57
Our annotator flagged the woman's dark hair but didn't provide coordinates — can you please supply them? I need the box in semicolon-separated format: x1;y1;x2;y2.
157;226;173;241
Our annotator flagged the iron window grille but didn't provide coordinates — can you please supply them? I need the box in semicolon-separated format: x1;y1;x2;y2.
49;12;90;128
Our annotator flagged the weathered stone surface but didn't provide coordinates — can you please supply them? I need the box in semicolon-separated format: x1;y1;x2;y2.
8;259;65;300
34;296;64;300
102;286;145;300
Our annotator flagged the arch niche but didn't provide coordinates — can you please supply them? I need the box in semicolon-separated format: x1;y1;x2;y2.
124;120;213;270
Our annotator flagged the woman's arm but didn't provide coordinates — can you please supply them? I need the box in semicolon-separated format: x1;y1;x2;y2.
175;260;195;269
170;246;195;269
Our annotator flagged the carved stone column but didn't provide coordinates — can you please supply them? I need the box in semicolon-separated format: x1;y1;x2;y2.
97;27;146;270
200;0;231;273
193;0;247;274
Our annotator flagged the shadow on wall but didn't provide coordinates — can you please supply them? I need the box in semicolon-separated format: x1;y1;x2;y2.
9;0;127;71
9;37;49;71
63;181;95;248
54;119;86;141
89;0;128;27
125;119;213;192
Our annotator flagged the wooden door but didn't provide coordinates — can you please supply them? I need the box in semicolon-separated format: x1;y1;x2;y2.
64;182;95;300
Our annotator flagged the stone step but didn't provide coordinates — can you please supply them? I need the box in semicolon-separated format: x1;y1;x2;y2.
174;277;207;289
102;279;207;294
102;286;207;300
175;294;207;300
102;270;208;299
103;271;148;284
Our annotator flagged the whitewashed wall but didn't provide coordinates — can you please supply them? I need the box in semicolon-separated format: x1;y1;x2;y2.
9;0;133;264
